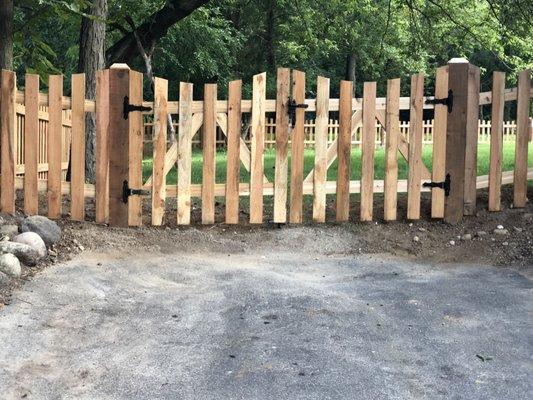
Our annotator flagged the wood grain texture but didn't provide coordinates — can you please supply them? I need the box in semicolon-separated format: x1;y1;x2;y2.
23;74;39;215
95;69;110;223
336;80;353;221
225;80;242;224
488;72;505;212
177;82;193;225
383;78;400;221
513;69;531;208
273;68;290;223
108;68;130;227
445;61;470;224
202;83;217;224
250;72;266;224
151;77;167;226
360;81;376;222
463;65;480;215
289;70;306;223
128;71;144;226
47;75;63;219
407;73;424;220
70;74;86;221
431;66;448;218
312;76;330;223
1;70;16;213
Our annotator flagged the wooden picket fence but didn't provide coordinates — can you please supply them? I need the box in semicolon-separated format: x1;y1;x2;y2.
0;63;531;226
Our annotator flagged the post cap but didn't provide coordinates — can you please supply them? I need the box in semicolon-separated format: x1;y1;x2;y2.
110;63;131;70
448;57;469;64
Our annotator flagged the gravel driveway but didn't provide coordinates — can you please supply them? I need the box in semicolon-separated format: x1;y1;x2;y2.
0;250;531;399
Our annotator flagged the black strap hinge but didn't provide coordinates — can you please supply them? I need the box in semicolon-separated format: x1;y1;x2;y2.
288;98;308;128
123;96;152;119
425;89;453;113
122;180;150;203
422;173;451;196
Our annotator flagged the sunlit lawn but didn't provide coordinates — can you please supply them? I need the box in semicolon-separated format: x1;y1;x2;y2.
143;143;532;185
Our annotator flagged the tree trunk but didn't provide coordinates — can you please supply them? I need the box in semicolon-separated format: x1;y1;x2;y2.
77;0;108;183
265;0;276;70
345;53;356;95
0;0;14;70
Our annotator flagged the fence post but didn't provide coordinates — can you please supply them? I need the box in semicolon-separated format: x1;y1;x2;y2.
108;64;131;227
444;58;478;224
0;70;16;213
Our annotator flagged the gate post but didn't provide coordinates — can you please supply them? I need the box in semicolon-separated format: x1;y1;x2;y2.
444;58;478;224
108;64;130;227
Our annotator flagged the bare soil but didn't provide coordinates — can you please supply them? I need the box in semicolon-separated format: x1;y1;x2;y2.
1;185;531;306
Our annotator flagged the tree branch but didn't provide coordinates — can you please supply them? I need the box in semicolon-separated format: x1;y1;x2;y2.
105;0;210;66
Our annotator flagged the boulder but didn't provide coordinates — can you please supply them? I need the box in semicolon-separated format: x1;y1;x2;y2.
13;232;47;258
0;224;19;238
0;242;40;266
0;253;21;277
20;216;61;247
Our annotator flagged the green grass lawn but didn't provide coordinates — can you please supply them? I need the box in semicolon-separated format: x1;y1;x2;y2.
143;143;532;185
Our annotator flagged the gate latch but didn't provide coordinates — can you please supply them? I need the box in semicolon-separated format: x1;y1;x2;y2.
123;96;152;119
425;90;453;113
122;180;150;203
288;98;308;128
422;173;451;196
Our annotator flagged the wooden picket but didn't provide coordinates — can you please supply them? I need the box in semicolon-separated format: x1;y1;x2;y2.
312;76;329;223
2;63;531;228
336;80;352;222
273;68;290;223
407;74;424;220
70;73;86;221
152;77;167;226
488;72;505;211
47;75;63;219
514;69;531;207
383;78;400;221
177;82;193;225
202;83;217;224
250;73;266;224
225;80;242;224
23;74;39;215
360;81;376;222
289;70;305;223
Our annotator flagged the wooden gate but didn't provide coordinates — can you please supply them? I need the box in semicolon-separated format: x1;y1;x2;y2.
0;61;531;227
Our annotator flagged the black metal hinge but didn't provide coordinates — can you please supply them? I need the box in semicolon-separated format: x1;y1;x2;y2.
422;173;451;197
425;89;453;113
122;180;150;203
288;98;308;128
123;96;152;119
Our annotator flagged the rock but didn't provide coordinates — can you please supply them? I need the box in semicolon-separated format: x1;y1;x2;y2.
493;228;509;235
502;241;509;246
0;271;10;285
418;227;426;232
0;224;19;238
0;253;21;277
449;240;456;246
461;234;472;241
20;216;61;247
413;236;420;242
522;213;533;222
496;224;504;230
513;227;523;233
13;232;47;258
476;231;487;237
0;241;40;266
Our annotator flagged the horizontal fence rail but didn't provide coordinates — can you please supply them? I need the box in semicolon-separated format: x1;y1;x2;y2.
0;65;531;226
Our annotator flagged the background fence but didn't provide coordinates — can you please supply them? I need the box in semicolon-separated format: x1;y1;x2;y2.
0;63;531;227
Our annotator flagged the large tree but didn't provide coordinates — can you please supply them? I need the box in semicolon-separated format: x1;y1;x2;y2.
77;0;108;182
0;0;14;70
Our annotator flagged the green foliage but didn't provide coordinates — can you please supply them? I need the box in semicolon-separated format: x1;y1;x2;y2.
11;0;533;95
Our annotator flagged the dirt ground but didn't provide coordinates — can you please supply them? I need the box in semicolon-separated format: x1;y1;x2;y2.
1;185;531;306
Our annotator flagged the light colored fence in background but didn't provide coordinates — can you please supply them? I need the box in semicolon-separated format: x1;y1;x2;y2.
144;118;531;148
